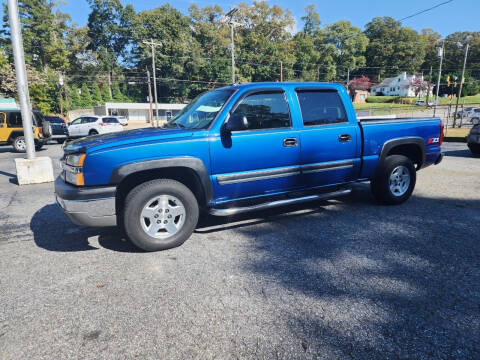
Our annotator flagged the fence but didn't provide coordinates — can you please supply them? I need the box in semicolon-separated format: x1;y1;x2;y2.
356;103;480;129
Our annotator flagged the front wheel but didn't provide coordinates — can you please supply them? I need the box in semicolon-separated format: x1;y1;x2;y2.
123;179;199;251
468;143;480;154
371;155;416;205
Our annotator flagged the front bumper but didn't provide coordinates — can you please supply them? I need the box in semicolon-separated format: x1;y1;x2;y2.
54;176;117;227
467;134;480;145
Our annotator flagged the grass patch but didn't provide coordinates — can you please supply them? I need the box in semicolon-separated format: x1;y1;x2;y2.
444;127;469;138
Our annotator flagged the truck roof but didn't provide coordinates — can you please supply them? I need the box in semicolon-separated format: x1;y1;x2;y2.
217;82;346;92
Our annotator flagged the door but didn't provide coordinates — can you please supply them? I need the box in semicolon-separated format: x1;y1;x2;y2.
68;118;82;137
295;89;360;188
0;112;7;141
210;89;301;203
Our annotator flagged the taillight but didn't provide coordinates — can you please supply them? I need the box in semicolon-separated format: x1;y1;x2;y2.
439;121;444;146
39;127;43;134
99;122;107;126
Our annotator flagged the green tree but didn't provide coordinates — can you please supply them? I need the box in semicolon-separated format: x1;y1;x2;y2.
70;85;81;108
102;85;113;102
2;0;71;72
78;83;92;108
301;4;320;35
364;17;425;77
91;81;103;105
112;82;123;101
87;0;134;71
324;20;369;79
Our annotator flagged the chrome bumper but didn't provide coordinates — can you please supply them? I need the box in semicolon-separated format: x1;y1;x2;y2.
56;195;117;227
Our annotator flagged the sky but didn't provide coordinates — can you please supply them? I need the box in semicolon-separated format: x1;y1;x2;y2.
59;0;479;37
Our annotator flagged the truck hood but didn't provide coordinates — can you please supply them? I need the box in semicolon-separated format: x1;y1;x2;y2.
64;127;194;154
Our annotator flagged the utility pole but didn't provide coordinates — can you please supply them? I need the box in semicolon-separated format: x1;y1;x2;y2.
426;66;432;107
433;41;444;117
8;0;35;159
146;68;153;125
230;24;235;84
143;39;161;126
453;42;469;128
280;61;283;82
346;67;350;86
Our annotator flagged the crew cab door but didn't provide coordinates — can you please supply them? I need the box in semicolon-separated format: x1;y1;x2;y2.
210;88;301;203
295;88;360;187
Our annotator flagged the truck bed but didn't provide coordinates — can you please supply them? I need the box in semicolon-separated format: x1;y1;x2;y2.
358;117;442;179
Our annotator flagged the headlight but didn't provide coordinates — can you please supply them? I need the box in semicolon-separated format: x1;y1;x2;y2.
66;153;86;167
63;153;86;186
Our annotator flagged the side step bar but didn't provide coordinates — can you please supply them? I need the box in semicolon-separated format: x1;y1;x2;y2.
209;189;351;217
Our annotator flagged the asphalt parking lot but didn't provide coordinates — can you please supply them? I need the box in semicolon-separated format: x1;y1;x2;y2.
0;142;479;359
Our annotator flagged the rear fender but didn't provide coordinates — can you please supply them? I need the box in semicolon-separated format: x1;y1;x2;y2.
379;137;426;169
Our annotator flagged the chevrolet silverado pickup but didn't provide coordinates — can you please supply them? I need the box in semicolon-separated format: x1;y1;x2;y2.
55;82;444;251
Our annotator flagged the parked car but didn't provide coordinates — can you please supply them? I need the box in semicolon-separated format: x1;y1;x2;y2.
115;116;128;126
456;107;473;118
66;116;124;139
44;115;67;143
0;109;51;152
55;82;443;252
415;100;427;106
465;107;480;125
467;125;480;154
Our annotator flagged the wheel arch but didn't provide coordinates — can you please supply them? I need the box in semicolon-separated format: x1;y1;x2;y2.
379;137;426;170
7;130;24;143
111;157;212;214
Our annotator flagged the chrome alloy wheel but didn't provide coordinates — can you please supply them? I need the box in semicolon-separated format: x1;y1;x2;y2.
16;138;26;151
140;195;186;239
389;165;410;196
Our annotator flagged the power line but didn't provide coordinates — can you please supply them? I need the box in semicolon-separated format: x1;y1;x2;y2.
398;0;454;22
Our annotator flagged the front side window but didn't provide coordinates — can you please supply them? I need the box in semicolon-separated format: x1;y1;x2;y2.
166;89;234;130
296;90;347;126
231;91;291;130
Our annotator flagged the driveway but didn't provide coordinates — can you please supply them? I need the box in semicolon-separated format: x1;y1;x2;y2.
0;142;479;359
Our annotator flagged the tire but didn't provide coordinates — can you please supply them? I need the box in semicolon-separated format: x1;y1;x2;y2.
89;129;98;136
12;136;26;153
468;143;480;154
371;155;416;205
123;179;199;251
471;118;480;125
35;142;43;151
56;139;65;144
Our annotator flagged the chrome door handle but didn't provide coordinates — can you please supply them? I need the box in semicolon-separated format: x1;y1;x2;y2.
338;134;352;142
283;138;298;147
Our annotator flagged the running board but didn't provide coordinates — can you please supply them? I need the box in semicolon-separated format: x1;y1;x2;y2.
209;189;351;217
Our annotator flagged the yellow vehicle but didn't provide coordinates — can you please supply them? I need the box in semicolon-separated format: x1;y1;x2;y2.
0;109;51;152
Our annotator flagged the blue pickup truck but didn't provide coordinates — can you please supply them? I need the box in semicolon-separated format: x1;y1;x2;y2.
55;82;443;251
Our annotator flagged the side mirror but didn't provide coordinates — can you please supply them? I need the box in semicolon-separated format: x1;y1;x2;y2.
221;114;248;136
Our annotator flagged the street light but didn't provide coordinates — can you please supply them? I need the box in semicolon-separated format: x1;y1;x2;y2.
219;7;240;84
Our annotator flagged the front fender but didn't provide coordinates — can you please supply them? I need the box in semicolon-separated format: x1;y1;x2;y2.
109;156;212;204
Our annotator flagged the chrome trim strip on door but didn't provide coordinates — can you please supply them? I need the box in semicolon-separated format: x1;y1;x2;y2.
217;166;301;185
216;159;355;185
301;160;354;174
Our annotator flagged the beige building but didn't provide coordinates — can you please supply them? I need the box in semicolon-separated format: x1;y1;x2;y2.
93;102;186;122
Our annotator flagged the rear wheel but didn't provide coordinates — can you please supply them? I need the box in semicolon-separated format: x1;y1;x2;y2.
56;139;65;144
371;155;416;205
471;117;479;125
89;129;98;136
12;136;26;153
35;142;43;151
123;179;199;251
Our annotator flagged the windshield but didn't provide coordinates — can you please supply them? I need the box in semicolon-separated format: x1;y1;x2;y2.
45;116;64;123
166;89;234;129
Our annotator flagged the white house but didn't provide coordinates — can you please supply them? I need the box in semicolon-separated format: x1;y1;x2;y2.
93;102;186;122
370;72;432;97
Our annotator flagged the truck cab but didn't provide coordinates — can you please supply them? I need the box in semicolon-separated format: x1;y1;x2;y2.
55;82;443;251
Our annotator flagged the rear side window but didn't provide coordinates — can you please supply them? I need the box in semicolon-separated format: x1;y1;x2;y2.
231;91;291;130
296;90;347;126
102;117;119;123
